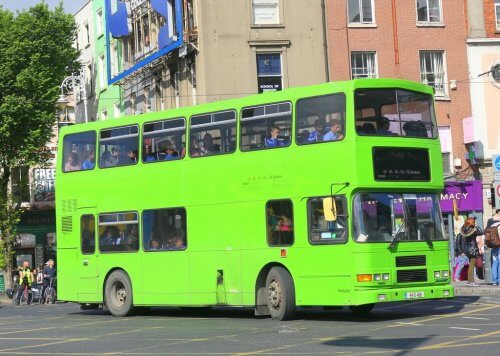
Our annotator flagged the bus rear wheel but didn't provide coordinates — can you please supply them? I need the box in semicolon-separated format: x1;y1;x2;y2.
266;267;295;321
349;303;375;314
104;270;133;317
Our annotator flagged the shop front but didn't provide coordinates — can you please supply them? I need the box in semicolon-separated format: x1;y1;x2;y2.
440;180;483;260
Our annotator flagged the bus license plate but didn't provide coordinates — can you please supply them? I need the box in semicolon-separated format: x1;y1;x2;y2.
405;291;425;299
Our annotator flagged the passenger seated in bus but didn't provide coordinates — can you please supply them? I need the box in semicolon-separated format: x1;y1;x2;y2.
165;146;179;160
265;126;286;148
65;152;80;171
81;150;95;170
376;117;396;136
322;119;344;141
403;121;428;137
200;133;215;155
100;228;115;246
278;216;293;231
126;149;137;164
150;239;161;251
307;119;325;142
358;123;376;135
165;234;184;250
143;144;157;162
190;137;201;157
110;147;120;165
297;130;310;144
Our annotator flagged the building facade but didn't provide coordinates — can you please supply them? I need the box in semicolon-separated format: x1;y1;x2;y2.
104;0;328;114
466;0;500;218
326;0;473;181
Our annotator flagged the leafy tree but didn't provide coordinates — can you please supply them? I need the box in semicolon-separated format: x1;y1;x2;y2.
0;4;79;288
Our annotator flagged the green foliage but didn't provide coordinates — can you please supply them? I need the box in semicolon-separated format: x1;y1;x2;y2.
0;3;79;276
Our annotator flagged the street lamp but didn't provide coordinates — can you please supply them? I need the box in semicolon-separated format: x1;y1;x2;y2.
57;70;88;123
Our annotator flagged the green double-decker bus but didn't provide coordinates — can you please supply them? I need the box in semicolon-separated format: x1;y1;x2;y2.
56;79;453;320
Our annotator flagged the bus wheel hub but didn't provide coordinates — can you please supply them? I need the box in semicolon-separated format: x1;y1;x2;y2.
268;279;282;309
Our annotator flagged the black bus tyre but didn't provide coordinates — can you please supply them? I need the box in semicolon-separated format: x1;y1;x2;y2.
104;270;133;317
349;303;375;314
266;267;296;321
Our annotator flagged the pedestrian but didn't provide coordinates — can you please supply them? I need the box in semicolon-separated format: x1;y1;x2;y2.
459;218;483;286
486;209;500;286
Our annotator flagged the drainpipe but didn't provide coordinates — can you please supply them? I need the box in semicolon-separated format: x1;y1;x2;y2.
321;0;331;82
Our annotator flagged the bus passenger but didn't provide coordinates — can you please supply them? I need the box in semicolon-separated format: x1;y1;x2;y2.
376;117;396;136
265;126;285;148
100;228;115;246
150;239;161;250
65;152;80;171
126;149;137;164
307;119;324;142
81;150;95;170
165;146;179;160
110;147;120;166
200;133;215;155
143;144;156;162
323;119;344;141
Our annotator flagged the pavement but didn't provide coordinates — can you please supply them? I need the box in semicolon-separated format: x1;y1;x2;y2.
452;279;500;296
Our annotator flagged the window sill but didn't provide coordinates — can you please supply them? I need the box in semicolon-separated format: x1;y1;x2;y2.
97;33;104;39
434;96;451;102
348;23;377;29
416;22;445;28
251;24;285;29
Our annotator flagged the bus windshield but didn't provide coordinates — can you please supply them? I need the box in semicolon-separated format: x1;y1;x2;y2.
353;193;446;243
355;89;437;138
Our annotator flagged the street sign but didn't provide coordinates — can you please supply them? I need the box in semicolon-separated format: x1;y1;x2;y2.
494;172;500;182
493;154;500;173
495;182;500;208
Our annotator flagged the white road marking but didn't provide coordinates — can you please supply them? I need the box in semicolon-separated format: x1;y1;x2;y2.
461;317;490;320
449;327;481;331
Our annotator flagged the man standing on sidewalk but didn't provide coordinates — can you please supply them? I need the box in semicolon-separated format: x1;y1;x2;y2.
486;209;500;286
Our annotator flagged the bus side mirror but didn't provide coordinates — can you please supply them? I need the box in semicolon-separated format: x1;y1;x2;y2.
323;197;337;222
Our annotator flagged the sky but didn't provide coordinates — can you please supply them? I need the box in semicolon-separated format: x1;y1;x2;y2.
0;0;88;14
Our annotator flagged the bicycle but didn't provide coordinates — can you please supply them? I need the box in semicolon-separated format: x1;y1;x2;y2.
41;277;57;304
14;283;33;306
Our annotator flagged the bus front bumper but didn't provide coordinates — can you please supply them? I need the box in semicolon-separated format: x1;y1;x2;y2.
352;283;454;305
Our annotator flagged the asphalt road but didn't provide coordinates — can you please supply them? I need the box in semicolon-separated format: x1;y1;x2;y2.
1;296;500;355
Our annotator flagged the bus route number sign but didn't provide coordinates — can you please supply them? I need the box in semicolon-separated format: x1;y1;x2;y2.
372;147;430;181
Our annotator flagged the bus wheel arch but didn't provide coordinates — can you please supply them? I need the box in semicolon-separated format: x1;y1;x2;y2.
103;268;134;317
255;263;296;320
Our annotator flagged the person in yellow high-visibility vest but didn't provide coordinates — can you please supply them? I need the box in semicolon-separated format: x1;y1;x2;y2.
14;261;34;305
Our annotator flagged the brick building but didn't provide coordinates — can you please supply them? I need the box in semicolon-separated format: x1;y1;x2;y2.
326;0;472;179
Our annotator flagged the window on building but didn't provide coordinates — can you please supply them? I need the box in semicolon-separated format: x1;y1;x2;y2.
189;111;236;157
266;200;294;246
96;9;104;37
351;52;377;79
143;208;187;251
114;102;121;118
110;43;118;77
496;0;500;31
143;118;185;162
419;50;447;97
81;215;95;254
417;0;442;23
99;125;139;168
86;63;93;97
99;212;139;253
62;131;96;172
252;0;279;25
308;197;348;244
10;166;30;203
348;0;374;24
438;126;452;176
256;53;282;93
84;22;90;45
240;102;292;151
98;54;105;89
296;94;346;145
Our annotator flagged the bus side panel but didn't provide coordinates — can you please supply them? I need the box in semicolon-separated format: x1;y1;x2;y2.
57;247;79;302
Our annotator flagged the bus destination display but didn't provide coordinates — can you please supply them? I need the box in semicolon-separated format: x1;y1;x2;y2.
373;147;430;181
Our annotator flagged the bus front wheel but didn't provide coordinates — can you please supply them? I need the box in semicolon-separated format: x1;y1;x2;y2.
104;270;133;317
266;267;296;321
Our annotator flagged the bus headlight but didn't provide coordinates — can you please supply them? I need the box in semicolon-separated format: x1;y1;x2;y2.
434;271;441;278
442;270;449;278
374;274;382;281
382;273;390;281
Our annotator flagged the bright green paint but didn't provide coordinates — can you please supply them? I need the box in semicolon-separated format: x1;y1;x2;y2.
56;79;453;309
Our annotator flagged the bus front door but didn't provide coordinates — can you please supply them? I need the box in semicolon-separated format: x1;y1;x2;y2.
78;252;100;302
